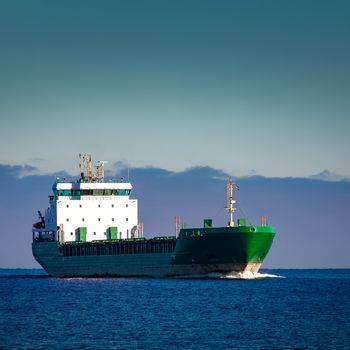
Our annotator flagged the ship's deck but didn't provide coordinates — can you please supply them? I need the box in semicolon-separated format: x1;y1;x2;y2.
57;237;177;257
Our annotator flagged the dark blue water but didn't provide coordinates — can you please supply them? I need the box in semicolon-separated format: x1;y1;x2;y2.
1;269;349;349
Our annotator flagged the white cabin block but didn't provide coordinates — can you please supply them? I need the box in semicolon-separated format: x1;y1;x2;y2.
40;180;138;242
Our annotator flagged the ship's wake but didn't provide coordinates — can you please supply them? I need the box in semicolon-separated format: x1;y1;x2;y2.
221;271;285;280
174;271;285;280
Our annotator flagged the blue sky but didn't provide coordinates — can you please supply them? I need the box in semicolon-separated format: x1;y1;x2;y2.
0;0;349;177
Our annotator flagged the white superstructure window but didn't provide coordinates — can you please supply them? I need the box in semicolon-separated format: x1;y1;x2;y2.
66;205;69;208
66;218;69;222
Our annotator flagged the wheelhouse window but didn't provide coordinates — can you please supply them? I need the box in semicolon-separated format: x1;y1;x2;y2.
53;188;131;197
116;189;130;195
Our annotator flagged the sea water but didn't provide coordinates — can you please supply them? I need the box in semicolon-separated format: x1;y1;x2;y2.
0;269;349;349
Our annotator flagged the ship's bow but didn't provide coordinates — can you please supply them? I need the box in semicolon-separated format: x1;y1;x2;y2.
172;226;275;276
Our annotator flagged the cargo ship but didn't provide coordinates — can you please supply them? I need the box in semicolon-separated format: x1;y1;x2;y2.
32;154;276;277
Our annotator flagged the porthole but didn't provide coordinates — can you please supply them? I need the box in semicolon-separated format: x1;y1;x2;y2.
250;227;256;232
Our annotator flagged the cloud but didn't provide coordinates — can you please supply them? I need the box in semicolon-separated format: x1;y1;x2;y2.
1;162;350;268
0;164;71;179
107;161;129;174
0;164;38;179
310;170;350;182
172;166;230;181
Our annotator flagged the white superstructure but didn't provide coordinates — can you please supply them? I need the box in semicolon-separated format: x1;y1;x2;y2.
32;155;139;243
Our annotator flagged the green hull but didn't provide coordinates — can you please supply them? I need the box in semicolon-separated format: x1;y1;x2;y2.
174;226;274;265
32;226;275;277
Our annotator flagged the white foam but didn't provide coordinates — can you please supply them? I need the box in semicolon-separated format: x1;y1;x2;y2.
174;271;285;280
222;271;285;280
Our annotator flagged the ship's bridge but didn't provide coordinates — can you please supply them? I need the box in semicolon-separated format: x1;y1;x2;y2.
52;181;132;197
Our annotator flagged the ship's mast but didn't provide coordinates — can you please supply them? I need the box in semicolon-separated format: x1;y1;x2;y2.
95;161;108;183
227;177;236;227
79;153;93;182
79;154;108;183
